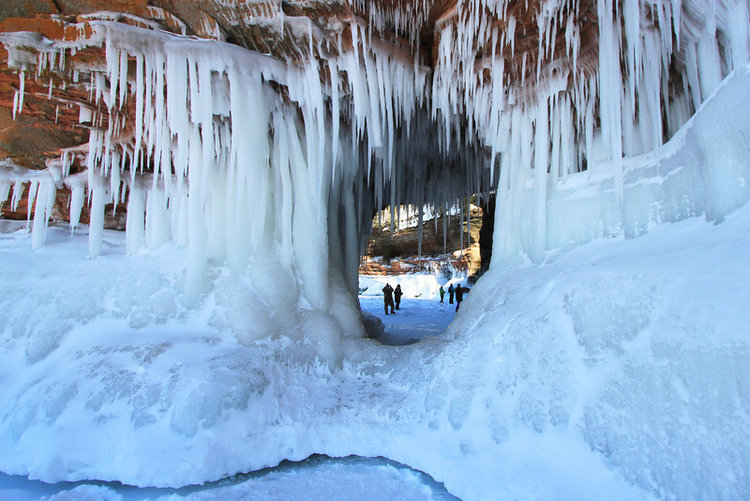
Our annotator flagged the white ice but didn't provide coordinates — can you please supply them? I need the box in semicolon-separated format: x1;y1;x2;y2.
4;164;750;498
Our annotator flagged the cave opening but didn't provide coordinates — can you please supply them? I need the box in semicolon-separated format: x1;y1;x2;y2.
346;102;499;345
356;197;487;345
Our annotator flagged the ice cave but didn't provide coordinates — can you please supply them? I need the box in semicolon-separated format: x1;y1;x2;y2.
0;0;749;499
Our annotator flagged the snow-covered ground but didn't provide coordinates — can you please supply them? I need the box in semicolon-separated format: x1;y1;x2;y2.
358;271;466;344
2;195;749;499
360;295;456;345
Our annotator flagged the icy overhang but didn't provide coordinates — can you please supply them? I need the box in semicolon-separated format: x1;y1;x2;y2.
0;0;747;286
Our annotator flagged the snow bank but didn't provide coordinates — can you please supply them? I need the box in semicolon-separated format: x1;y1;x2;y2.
359;263;469;299
438;200;750;498
2;200;720;499
359;273;443;298
2;169;750;499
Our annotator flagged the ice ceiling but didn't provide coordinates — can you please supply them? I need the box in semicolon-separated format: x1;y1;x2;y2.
0;0;748;299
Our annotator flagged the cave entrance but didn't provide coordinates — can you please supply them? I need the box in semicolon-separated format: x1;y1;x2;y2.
357;195;495;345
338;100;499;345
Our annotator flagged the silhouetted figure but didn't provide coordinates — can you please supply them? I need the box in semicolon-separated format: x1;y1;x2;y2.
394;284;403;310
455;284;464;312
439;286;445;303
448;284;455;304
382;283;395;315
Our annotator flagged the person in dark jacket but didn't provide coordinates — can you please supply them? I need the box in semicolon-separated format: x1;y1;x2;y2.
455;284;464;312
439;286;445;303
394;284;403;310
448;284;455;304
382;283;395;315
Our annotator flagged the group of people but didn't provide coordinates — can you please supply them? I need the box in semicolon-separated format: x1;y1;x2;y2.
381;282;468;315
381;283;402;315
438;283;467;311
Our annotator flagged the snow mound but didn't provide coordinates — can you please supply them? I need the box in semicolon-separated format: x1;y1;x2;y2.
4;199;749;499
359;272;466;299
437;200;750;498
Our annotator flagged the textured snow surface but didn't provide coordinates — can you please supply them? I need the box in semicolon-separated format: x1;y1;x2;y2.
3;193;750;499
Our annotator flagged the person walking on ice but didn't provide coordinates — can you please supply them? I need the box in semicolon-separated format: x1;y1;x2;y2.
382;283;395;315
439;286;445;303
394;284;403;310
455;283;465;312
448;284;455;304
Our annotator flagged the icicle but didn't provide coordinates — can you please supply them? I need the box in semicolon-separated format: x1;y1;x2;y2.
17;70;25;115
459;197;464;259
727;1;749;69
69;183;84;231
443;202;448;254
126;183;146;255
0;182;9;206
88;173;106;259
623;0;640;107
10;180;25;212
696;17;723;98
417;203;423;262
26;179;39;227
532;99;549;262
597;0;624;202
31;179;55;250
330;59;341;180
118;50;128;110
11;86;20;121
133;54;144;172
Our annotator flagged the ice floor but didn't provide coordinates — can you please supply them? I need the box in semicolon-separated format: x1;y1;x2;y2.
359;295;457;345
0;455;459;500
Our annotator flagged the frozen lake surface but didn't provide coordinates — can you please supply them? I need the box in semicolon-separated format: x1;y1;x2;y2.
0;455;459;500
359;295;457;345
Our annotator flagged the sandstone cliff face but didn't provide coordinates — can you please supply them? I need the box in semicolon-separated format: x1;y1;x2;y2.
360;207;483;275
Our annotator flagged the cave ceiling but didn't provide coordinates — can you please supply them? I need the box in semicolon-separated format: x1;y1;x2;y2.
0;0;600;171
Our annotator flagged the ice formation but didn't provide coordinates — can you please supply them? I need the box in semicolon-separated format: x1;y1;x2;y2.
0;0;746;274
1;0;750;498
